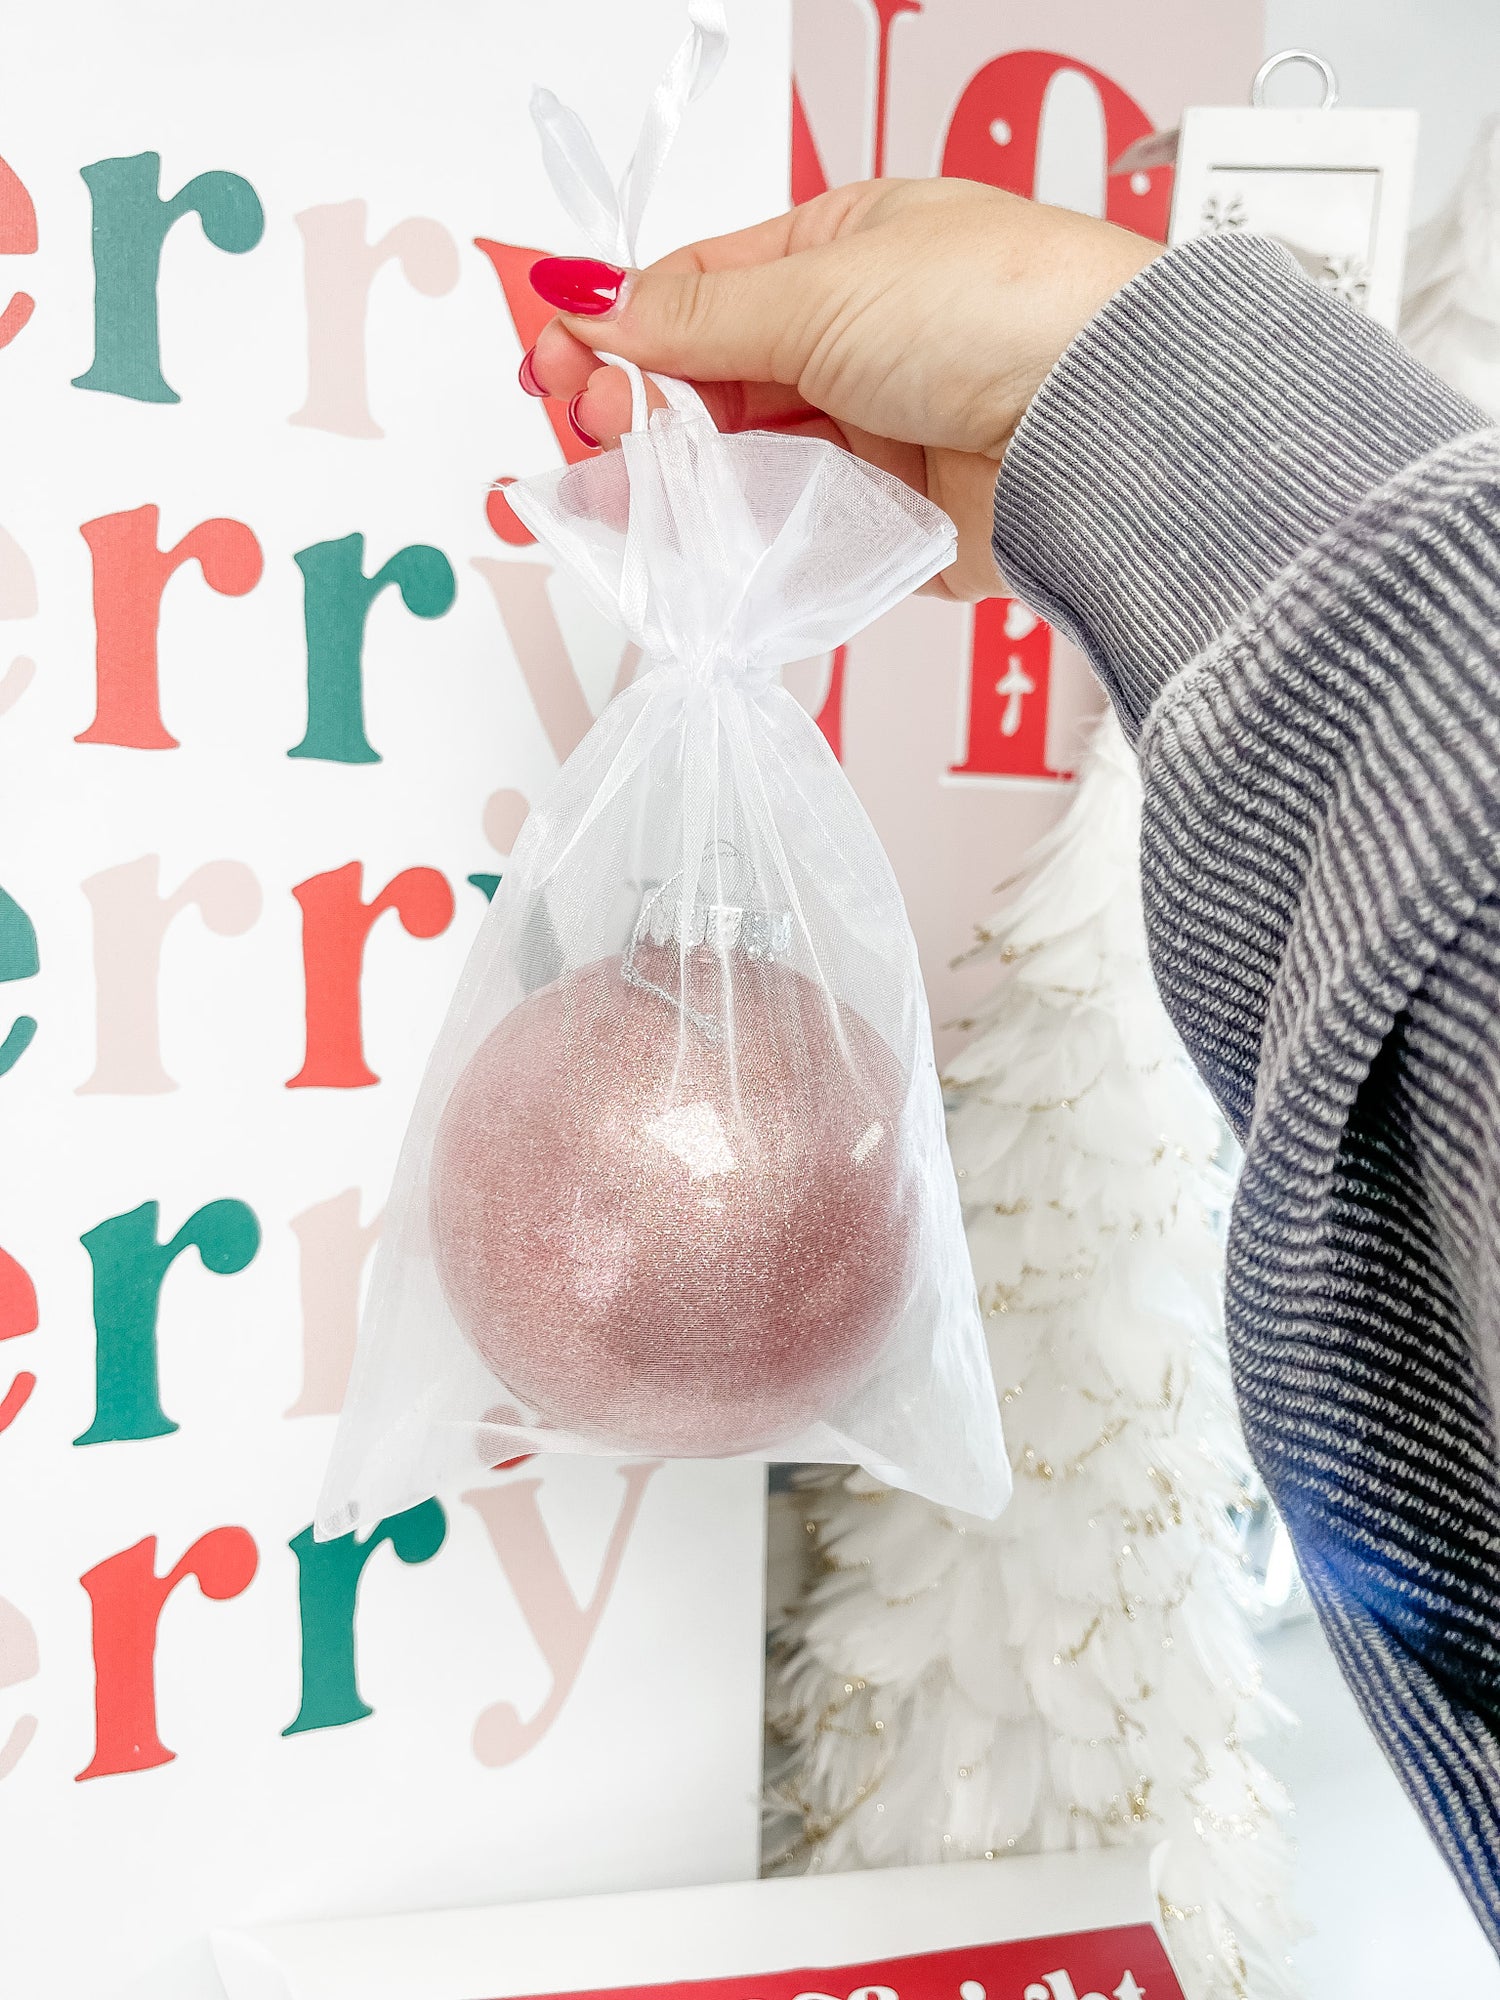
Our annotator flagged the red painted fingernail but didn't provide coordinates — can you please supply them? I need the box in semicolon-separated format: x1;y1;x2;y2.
566;394;600;448
517;347;546;397
530;255;627;316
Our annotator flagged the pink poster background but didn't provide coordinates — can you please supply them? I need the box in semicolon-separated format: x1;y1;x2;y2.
790;0;1265;1059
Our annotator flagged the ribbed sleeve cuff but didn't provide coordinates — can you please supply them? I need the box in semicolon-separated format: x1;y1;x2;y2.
991;232;1489;739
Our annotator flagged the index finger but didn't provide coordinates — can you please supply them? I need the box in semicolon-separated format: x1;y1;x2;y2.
645;181;876;277
527;208;814;403
525;204;821;405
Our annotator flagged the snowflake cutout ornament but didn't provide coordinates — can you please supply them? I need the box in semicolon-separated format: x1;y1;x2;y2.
1200;191;1248;234
1166;74;1417;329
1318;250;1371;306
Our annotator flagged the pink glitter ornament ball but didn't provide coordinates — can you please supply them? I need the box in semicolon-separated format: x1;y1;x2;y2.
430;949;911;1455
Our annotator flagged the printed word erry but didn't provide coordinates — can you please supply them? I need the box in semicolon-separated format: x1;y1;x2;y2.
2;35;1171;1786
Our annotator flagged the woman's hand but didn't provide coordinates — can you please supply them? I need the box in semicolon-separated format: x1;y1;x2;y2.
523;178;1159;600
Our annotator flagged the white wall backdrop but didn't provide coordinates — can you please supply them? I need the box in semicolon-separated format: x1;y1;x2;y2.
1265;0;1500;216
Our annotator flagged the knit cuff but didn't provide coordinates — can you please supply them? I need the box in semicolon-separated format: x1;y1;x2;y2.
991;231;1489;740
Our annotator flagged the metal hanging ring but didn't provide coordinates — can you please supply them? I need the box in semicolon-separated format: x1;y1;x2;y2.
1250;49;1340;110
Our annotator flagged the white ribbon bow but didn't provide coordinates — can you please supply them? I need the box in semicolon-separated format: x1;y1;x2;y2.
530;0;728;270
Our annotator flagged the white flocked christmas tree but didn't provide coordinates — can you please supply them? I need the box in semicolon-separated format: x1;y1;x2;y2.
766;715;1299;1999
1402;114;1500;416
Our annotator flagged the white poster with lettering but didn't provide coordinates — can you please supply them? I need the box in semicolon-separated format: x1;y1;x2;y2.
0;5;785;1996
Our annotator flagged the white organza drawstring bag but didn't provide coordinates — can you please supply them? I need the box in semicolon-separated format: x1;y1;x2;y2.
316;3;1009;1538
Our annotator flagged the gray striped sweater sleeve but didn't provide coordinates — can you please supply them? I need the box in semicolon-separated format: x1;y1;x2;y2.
991;231;1500;1946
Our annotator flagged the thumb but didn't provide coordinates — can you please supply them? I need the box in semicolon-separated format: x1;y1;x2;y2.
534;251;820;388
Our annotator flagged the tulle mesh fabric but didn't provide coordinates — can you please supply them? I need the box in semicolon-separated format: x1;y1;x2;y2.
316;386;1010;1537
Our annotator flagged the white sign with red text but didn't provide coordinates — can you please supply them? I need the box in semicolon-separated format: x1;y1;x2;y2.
212;1850;1185;2000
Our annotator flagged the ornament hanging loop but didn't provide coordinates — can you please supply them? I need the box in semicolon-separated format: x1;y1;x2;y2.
530;0;728;270
1250;49;1339;110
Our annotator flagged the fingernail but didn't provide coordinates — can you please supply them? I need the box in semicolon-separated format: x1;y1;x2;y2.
530;255;627;316
517;347;546;397
566;393;600;448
